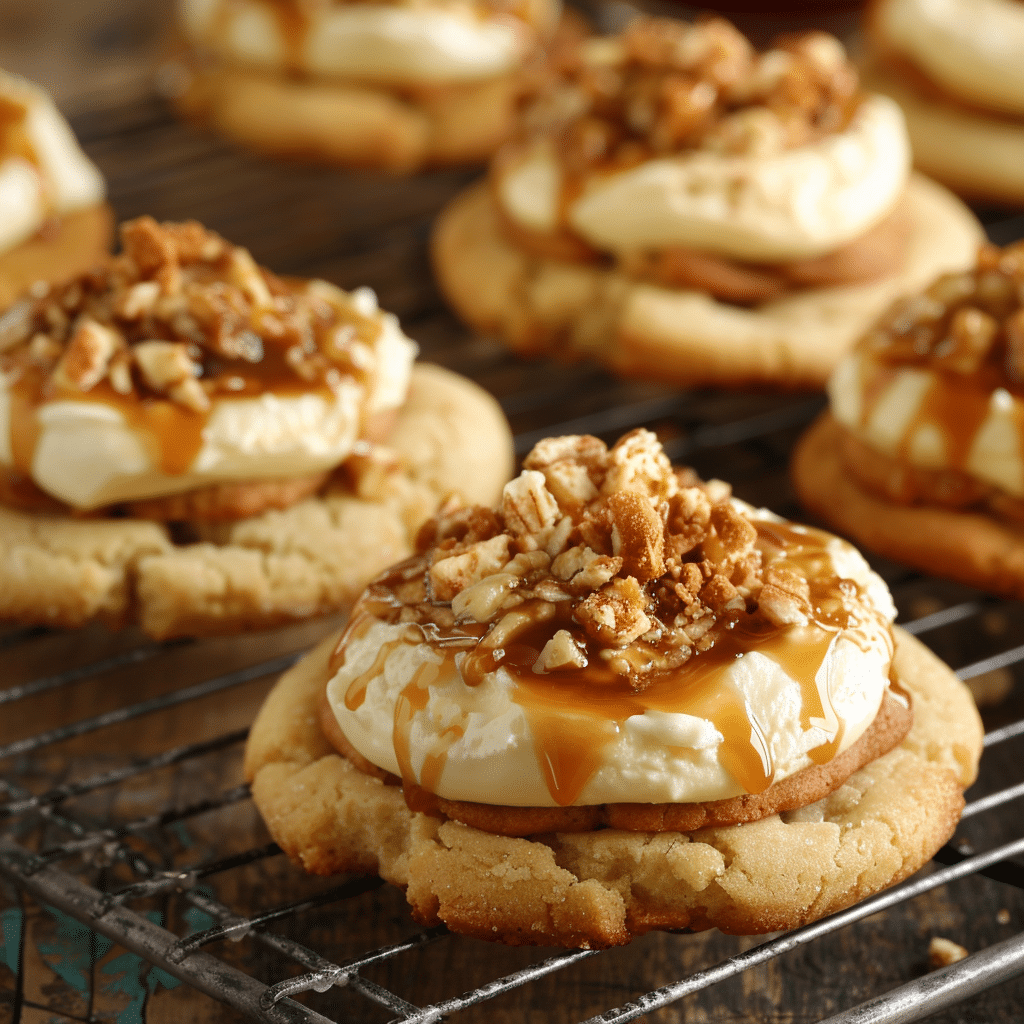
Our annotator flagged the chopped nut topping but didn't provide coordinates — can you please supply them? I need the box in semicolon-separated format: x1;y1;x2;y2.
360;430;874;687
867;240;1024;387
927;937;968;970
521;17;861;176
0;216;389;414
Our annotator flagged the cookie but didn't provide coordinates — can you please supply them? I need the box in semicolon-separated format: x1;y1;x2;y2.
245;624;981;947
793;412;1024;599
176;64;524;171
0;362;514;638
863;59;1024;206
169;0;568;171
246;429;981;948
432;174;982;390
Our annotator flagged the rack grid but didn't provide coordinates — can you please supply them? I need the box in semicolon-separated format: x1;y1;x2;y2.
3;62;1024;1024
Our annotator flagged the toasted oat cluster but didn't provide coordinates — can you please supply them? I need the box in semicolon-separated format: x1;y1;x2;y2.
523;18;860;173
864;241;1024;384
0;217;384;412
387;429;837;686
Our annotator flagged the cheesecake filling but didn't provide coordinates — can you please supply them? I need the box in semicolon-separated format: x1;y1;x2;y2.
0;217;417;512
492;18;911;297
178;0;558;86
0;71;106;256
872;0;1024;118
830;240;1024;511
326;430;897;808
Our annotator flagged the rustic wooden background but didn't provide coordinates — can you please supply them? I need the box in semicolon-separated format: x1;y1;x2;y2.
2;2;1024;1022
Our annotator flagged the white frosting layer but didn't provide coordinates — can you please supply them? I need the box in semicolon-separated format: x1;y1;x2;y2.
830;348;1024;497
875;0;1024;117
327;510;896;806
0;294;417;509
178;0;535;85
497;94;910;262
0;72;105;255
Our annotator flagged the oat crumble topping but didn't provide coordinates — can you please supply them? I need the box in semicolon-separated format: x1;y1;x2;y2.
0;217;384;411
522;17;861;174
363;429;871;689
863;241;1024;389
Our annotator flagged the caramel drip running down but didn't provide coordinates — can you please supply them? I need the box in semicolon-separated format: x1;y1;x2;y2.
857;357;1024;478
258;0;311;74
5;343;337;488
899;373;992;471
8;363;44;477
331;520;876;806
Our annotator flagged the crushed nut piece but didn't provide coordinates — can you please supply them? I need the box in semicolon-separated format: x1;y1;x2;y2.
927;937;968;970
379;431;875;686
1;216;390;420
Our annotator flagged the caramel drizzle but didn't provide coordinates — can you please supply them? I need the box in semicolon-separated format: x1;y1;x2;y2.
4;336;339;487
331;522;884;805
857;356;1024;478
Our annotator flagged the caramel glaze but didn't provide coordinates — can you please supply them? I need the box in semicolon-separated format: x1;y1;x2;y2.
855;356;1024;481
328;525;893;809
3;345;340;484
0;94;38;171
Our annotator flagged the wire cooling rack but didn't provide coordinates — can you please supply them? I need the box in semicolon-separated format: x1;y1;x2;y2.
4;59;1024;1024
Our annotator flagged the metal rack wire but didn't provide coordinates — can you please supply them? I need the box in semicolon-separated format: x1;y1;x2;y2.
3;382;1024;1023
2;48;1024;1019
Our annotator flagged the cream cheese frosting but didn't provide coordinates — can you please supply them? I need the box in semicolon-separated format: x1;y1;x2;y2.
874;0;1024;118
328;519;895;806
0;72;106;255
0;295;416;509
178;0;539;85
497;93;910;262
0;218;420;512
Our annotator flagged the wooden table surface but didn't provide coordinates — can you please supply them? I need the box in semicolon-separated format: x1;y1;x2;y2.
2;3;1024;1022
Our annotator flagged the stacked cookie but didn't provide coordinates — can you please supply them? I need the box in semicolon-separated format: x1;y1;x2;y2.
865;0;1024;204
171;0;565;170
795;240;1024;599
433;17;982;388
0;217;513;637
248;429;982;946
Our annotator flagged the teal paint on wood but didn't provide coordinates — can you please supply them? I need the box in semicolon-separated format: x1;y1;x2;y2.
1;907;21;974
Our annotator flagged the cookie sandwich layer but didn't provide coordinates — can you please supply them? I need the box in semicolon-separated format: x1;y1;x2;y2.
172;0;562;169
246;429;983;947
795;239;1024;598
0;217;514;636
435;16;981;388
866;0;1024;203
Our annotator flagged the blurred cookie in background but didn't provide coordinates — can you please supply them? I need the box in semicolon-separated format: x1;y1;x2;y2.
0;70;111;308
864;0;1024;205
166;0;568;171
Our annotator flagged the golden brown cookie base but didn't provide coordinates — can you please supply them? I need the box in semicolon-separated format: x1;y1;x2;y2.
176;62;523;171
794;412;1024;599
321;687;912;836
0;204;113;309
0;363;513;638
432;175;982;389
245;625;981;947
